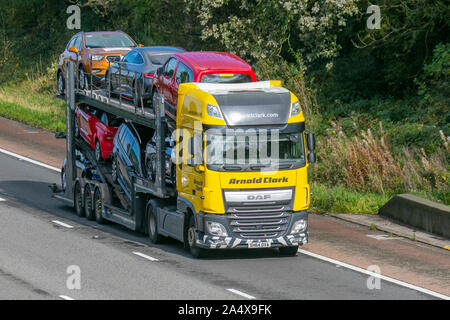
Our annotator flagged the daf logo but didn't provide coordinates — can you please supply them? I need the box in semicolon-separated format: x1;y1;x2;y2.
247;194;271;201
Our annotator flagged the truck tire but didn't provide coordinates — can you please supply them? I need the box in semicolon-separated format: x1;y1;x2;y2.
187;215;207;259
279;246;298;256
94;187;105;224
147;202;163;244
74;182;84;217
84;184;94;220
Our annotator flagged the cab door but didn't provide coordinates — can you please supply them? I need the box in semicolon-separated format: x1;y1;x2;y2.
178;126;205;214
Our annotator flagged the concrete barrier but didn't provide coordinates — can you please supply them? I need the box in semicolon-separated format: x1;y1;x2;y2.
379;194;450;238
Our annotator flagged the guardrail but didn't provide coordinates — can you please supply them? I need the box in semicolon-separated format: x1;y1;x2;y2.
379;194;450;238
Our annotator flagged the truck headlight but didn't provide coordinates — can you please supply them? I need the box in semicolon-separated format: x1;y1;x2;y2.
290;101;301;117
89;54;104;61
206;221;228;237
291;219;307;234
207;104;223;119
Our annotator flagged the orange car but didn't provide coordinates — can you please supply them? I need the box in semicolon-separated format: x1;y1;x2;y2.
57;31;140;93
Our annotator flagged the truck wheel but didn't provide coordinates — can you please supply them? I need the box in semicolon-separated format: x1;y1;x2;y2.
147;202;163;244
94;188;105;224
279;246;299;256
84;184;94;220
187;215;207;259
151;89;158;109
74;182;84;217
78;66;88;90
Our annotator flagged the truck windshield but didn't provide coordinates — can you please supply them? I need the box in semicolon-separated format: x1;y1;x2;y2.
85;34;135;48
205;130;305;169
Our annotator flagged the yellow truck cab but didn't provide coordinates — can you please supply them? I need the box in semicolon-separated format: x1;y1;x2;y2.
174;81;315;256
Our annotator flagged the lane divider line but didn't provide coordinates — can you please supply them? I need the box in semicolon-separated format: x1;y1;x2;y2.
59;295;75;300
298;249;450;300
132;251;159;262
52;220;74;229
0;147;61;173
226;289;256;300
0;197;5;202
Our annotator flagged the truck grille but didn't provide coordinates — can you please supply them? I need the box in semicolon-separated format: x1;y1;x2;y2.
227;208;291;239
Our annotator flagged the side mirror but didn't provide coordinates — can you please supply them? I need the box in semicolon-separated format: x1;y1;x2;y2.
157;67;163;75
138;44;144;48
195;164;205;172
69;46;78;54
307;132;315;151
307;152;316;164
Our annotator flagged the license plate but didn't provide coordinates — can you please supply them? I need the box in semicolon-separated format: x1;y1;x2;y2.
248;241;271;248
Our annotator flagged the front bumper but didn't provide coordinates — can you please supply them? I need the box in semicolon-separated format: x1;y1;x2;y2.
197;232;308;249
195;210;308;249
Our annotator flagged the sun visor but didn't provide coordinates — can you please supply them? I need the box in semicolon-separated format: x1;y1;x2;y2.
213;90;291;126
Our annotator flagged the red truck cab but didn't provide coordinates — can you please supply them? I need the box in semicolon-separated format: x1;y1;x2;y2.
151;51;257;121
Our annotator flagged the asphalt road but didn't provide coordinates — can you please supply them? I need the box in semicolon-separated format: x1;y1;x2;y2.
0;152;439;300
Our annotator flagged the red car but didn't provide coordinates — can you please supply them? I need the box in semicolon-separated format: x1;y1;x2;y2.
151;51;257;121
75;105;122;161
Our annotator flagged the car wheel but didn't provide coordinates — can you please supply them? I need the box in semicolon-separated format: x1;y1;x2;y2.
279;246;299;256
151;89;159;109
94;188;105;224
187;215;207;259
74;182;84;217
57;71;65;95
146;155;156;181
105;72;113;94
95;140;102;162
147;202;163;244
78;66;88;90
74;118;80;138
111;156;118;183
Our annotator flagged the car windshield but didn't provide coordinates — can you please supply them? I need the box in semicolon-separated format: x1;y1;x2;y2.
142;52;175;66
201;73;252;83
85;34;135;49
205;130;305;167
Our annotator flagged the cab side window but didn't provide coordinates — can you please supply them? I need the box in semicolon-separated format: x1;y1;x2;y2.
175;62;193;84
163;58;177;78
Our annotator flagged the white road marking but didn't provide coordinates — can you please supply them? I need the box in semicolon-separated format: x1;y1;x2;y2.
226;289;256;300
52;220;74;229
0;147;61;172
132;251;159;262
59;295;75;300
0;197;5;202
367;234;402;240
298;249;450;300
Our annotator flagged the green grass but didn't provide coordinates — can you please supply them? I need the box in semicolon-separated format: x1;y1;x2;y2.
0;81;66;132
310;182;391;214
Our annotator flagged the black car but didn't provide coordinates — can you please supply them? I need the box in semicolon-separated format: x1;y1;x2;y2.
111;122;175;207
105;46;184;108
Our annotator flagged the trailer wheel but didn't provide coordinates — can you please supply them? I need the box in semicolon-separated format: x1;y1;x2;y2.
84;184;94;220
147;202;163;244
78;65;88;90
279;246;299;256
187;215;207;259
94;188;105;224
74;182;84;217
